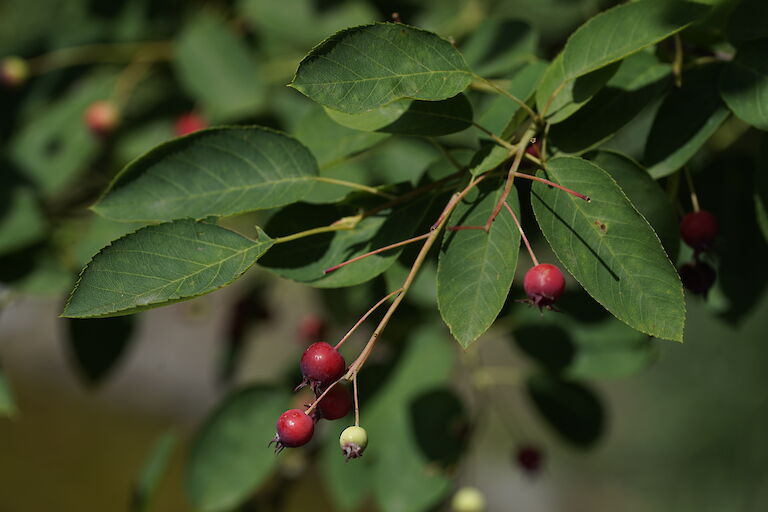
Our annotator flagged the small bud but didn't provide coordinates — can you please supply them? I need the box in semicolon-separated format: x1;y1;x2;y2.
84;101;120;136
1;56;29;88
339;425;367;460
451;486;486;512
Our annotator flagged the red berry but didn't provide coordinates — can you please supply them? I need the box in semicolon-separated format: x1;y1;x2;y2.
300;342;345;387
680;210;718;253
297;313;327;344
679;260;716;296
84;101;119;136
523;263;565;308
318;384;353;420
273;409;314;450
174;112;207;136
516;444;543;475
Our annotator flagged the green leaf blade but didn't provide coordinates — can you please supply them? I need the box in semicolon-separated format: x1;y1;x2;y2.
63;220;273;318
437;183;521;348
720;39;768;131
562;0;709;79
290;23;472;114
93;127;318;222
531;157;685;342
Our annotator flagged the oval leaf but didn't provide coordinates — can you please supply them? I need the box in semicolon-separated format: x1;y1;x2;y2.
290;23;473;114
377;94;473;136
186;386;289;512
437;182;521;348
62;220;274;318
325;100;412;132
530;157;685;342
93;127;318;222
66;315;135;386
562;0;709;79
720;38;768;131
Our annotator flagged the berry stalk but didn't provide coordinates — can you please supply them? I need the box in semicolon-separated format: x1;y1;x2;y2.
503;201;539;266
334;288;403;349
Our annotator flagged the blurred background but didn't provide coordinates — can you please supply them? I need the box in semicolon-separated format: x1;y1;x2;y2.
1;0;767;511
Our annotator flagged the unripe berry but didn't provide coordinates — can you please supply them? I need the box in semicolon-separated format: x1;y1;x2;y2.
451;487;486;512
339;425;367;460
174;112;207;136
84;101;120;136
515;444;543;475
297;313;327;344
523;263;565;308
318;384;353;420
1;56;29;88
680;210;718;253
300;342;345;387
679;260;716;296
272;409;314;451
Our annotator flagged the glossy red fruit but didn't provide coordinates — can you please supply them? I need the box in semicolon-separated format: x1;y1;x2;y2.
297;313;327;344
300;342;345;386
523;263;565;308
680;210;718;253
679;260;716;296
84;101;119;136
318;384;353;420
174;112;207;136
516;444;543;475
274;409;314;449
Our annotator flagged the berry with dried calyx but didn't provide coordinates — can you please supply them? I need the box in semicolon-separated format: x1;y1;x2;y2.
297;313;327;344
515;444;543;475
1;56;28;88
318;384;353;420
679;260;716;297
270;409;314;453
174;112;207;136
523;263;565;309
451;487;486;512
680;210;718;253
339;425;367;460
84;101;120;136
299;342;345;388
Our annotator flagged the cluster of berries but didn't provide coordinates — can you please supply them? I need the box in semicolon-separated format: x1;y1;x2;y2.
678;210;718;296
270;342;367;460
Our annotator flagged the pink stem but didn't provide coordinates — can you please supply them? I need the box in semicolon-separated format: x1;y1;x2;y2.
511;171;590;202
503;202;538;266
324;233;431;274
334;288;403;350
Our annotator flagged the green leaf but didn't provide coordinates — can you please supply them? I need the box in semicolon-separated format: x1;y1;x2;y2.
290;23;473;114
437;182;521;348
66;315;135;386
530;157;685;342
173;15;265;121
93;127;318;222
726;0;768;47
260;195;437;288
720;39;768;131
478;60;548;135
0;182;46;256
549;53;672;154
0;369;16;417
460;18;538;77
10;71;116;196
561;0;709;79
757;135;768;243
468;141;512;177
527;373;604;447
645;64;729;178
365;325;454;512
325;100;412;132
62;220;273;318
132;431;178;512
535;54;620;123
186;386;289;512
590;150;680;259
376;94;473;136
294;107;388;168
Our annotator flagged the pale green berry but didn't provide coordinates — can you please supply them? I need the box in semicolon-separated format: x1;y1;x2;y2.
339;425;367;460
451;486;485;512
1;56;29;88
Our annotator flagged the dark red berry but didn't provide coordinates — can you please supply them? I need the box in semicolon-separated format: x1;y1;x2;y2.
174;112;207;136
680;210;718;253
523;263;565;308
525;140;540;159
318;384;353;420
300;342;346;387
297;313;327;344
679;260;716;296
272;409;314;451
516;444;543;475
